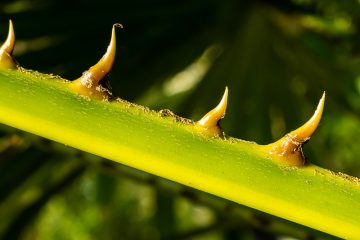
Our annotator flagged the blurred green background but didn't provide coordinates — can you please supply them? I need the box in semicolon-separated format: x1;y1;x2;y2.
0;0;359;239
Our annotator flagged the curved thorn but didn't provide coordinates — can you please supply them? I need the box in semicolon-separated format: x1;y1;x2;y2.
0;20;17;69
288;91;325;141
71;24;122;99
262;92;326;166
0;20;15;54
79;23;120;85
197;87;228;128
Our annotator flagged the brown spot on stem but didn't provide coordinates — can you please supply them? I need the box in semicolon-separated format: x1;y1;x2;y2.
159;109;194;125
333;172;360;185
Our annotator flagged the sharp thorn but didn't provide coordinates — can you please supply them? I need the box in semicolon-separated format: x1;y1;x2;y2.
196;87;228;136
70;24;122;100
0;20;17;69
261;92;326;166
289;91;325;141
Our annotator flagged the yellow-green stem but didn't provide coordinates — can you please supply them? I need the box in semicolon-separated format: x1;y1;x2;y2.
0;69;359;239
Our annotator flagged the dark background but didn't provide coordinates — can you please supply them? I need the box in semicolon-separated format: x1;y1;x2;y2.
0;0;359;239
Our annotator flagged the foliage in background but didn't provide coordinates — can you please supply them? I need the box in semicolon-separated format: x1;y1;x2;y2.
0;0;359;239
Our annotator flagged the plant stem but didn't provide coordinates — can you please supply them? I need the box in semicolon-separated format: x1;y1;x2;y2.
0;69;359;238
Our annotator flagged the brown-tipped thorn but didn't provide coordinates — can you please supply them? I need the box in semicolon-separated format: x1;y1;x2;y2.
70;24;122;100
0;20;17;69
196;87;228;137
262;92;325;166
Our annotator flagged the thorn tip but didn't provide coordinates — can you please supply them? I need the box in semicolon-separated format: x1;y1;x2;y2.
196;87;228;136
0;19;17;69
289;91;325;141
261;92;325;166
70;24;121;100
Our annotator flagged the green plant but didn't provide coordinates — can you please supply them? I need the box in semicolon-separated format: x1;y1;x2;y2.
0;20;359;239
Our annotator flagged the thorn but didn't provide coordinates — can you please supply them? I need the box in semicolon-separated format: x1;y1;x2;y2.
0;20;17;69
262;92;325;166
70;24;122;100
196;87;228;137
1;20;15;55
289;91;325;141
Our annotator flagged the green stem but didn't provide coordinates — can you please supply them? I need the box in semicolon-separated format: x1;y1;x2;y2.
0;69;359;239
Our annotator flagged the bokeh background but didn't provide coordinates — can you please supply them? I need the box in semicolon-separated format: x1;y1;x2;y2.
0;0;359;239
